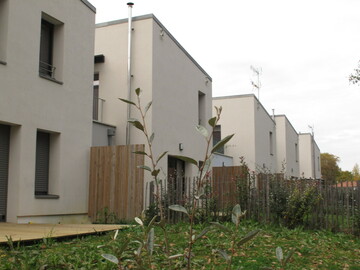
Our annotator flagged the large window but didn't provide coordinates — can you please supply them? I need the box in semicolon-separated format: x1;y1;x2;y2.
39;19;54;77
38;13;64;82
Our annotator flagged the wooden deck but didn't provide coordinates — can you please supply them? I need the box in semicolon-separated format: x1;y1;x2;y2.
0;223;129;243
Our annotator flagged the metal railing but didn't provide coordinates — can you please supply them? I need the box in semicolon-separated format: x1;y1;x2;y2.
39;61;56;78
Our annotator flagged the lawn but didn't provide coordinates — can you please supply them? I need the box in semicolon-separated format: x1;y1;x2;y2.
0;221;359;269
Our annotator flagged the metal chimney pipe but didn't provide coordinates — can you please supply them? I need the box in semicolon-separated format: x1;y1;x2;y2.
126;2;134;145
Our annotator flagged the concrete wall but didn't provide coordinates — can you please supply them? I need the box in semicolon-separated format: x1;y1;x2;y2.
213;95;276;173
0;0;95;223
275;115;299;178
299;133;321;179
94;15;212;207
212;153;233;167
92;121;116;147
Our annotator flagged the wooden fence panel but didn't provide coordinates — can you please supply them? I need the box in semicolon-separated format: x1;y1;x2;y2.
88;145;144;222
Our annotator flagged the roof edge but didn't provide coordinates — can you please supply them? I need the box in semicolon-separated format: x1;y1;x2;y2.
96;14;212;81
81;0;96;13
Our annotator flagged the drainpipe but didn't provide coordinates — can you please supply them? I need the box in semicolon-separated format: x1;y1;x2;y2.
126;2;134;145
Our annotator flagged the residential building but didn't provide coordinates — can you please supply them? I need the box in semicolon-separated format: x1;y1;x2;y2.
93;14;212;206
212;95;277;173
274;115;299;179
299;133;321;179
0;0;95;223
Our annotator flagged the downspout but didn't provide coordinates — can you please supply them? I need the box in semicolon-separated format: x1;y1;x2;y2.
126;2;134;145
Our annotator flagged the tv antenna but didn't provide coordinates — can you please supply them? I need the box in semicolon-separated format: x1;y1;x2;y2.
250;65;262;100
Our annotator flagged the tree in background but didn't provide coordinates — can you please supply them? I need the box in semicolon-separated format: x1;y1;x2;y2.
352;163;360;181
349;61;360;85
320;153;341;184
336;170;353;183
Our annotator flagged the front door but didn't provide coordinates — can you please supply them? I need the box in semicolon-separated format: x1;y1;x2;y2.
168;156;185;204
0;124;10;222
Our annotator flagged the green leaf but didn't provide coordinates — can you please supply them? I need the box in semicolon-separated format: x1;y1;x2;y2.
137;165;151;172
194;226;212;241
130;121;144;132
169;204;188;215
237;229;260;247
210;222;231;233
211;134;234;154
135;88;141;96
149;133;155;144
119;98;136;106
208;117;217;127
145;101;152;114
135;217;144;226
133;151;148;156
276;247;283;262
172;155;198;167
101;254;119;264
196;125;208;138
215;249;230;262
156;151;168;164
147;228;154;256
151;169;160;177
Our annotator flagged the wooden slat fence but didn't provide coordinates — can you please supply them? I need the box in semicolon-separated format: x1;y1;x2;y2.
88;145;144;222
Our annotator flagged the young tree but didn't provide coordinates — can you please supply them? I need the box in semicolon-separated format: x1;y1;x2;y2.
321;153;341;184
349;61;360;85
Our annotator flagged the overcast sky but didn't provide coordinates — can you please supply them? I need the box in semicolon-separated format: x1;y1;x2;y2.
89;0;360;171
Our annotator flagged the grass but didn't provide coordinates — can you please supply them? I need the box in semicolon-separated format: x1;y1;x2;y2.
0;221;359;269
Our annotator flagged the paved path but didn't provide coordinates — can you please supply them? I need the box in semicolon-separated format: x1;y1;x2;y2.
0;223;128;243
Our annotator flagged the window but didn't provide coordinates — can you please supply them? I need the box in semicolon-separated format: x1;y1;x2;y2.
198;91;205;125
93;73;99;120
39;19;54;77
295;143;298;162
35;131;50;195
269;131;273;155
213;125;224;154
39;13;64;82
0;0;9;63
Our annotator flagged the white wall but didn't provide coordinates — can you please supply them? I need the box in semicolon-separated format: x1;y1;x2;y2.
275;115;299;178
299;133;321;179
213;95;276;173
0;0;95;223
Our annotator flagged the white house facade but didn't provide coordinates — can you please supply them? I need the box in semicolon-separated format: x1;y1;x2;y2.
213;95;277;173
0;0;95;223
93;14;213;206
299;133;321;179
274;115;299;179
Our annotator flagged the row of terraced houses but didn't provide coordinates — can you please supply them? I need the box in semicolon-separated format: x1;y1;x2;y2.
0;0;320;224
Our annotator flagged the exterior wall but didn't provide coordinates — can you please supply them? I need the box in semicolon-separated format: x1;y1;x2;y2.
213;96;256;170
299;133;321;179
212;154;233;167
94;15;212;207
0;0;95;223
254;99;277;173
92;121;116;147
213;95;276;173
275;115;299;178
